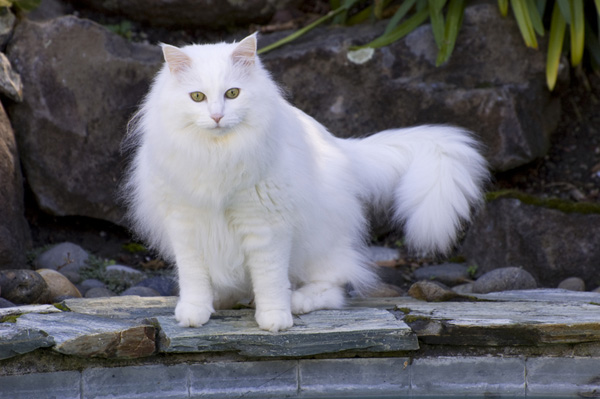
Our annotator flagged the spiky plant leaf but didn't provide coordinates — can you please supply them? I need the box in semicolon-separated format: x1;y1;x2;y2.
510;0;538;48
384;0;418;35
546;1;566;90
436;0;466;66
568;0;584;66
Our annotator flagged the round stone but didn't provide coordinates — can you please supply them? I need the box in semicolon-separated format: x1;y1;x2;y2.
557;277;586;292
120;286;161;297
36;268;82;301
472;267;537;294
85;287;116;298
0;269;50;304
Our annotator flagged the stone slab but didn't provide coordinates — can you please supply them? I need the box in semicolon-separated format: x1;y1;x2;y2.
157;307;418;357
411;356;526;396
473;288;600;303
61;295;177;319
299;358;410;397
82;364;189;399
16;312;155;358
0;370;81;399
189;360;298;398
526;357;600;397
395;297;600;346
0;303;61;318
0;322;53;360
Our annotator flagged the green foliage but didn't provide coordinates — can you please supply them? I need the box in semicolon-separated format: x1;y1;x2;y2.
0;0;40;12
104;20;134;40
80;255;145;294
258;0;600;91
122;242;147;254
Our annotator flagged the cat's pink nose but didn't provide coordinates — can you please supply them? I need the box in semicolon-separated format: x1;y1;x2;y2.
211;113;224;124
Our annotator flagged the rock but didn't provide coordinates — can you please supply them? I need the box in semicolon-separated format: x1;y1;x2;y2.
7;16;161;224
0;297;15;308
71;0;296;29
34;242;89;275
413;264;471;287
59;270;81;285
0;102;30;270
36;269;82;301
6;5;558;227
452;283;474;295
408;280;460;302
472;267;537;294
135;276;177;296
261;3;560;172
0;323;54;360
16;312;156;359
0;52;22;102
0;8;15;49
368;283;404;298
462;196;600;287
367;246;400;264
120;286;160;297
105;264;144;275
78;278;106;295
557;277;585;292
157;307;418;356
0;270;50;304
85;287;116;298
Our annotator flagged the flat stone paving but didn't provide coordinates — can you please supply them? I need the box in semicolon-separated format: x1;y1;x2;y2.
2;289;600;397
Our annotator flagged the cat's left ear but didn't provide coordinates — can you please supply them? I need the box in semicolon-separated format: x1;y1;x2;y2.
161;44;192;75
232;33;257;68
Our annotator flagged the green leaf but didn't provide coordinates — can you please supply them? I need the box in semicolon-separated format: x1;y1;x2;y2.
436;0;465;66
498;0;508;17
546;1;566;90
568;0;584;66
258;5;351;54
525;0;544;37
429;0;447;49
384;0;417;35
556;0;570;21
510;0;538;48
350;7;429;50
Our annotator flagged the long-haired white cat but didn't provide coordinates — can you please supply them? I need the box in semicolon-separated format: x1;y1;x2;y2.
123;33;488;332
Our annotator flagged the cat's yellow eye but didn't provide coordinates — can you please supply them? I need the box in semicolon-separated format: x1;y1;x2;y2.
225;88;240;99
190;91;205;102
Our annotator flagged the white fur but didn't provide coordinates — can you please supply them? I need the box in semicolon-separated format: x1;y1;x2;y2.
122;34;489;332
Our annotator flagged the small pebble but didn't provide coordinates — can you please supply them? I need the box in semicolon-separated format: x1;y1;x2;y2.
472;267;537;294
120;286;161;297
413;263;471;287
0;297;15;308
34;242;89;274
557;277;585;292
36;268;82;301
408;280;459;302
105;264;144;275
369;283;404;297
135;276;177;296
77;278;106;296
0;269;50;304
452;283;474;295
85;287;116;298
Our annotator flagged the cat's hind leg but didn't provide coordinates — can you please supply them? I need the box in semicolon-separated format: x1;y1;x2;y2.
291;282;345;314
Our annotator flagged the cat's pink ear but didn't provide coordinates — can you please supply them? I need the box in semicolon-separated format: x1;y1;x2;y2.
232;33;257;67
161;44;192;74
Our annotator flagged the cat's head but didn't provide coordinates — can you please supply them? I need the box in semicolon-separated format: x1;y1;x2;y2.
158;33;272;135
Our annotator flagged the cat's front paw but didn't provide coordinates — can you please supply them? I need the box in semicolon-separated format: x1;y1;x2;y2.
175;301;213;328
255;309;293;332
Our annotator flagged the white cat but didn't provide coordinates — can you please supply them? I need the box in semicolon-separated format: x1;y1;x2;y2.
123;33;488;332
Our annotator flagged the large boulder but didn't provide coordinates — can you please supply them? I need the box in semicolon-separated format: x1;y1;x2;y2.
461;195;600;287
0;102;31;270
8;4;560;225
7;16;161;225
69;0;297;29
260;3;561;172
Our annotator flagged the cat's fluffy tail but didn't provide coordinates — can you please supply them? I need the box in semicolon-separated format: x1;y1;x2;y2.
342;125;489;254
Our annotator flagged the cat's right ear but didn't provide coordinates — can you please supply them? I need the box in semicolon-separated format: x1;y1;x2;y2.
161;44;192;75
